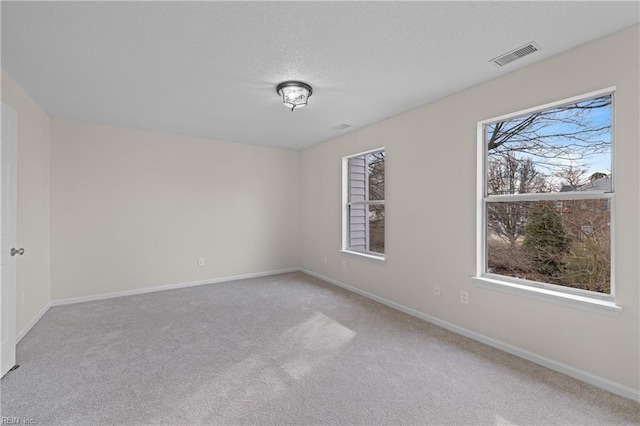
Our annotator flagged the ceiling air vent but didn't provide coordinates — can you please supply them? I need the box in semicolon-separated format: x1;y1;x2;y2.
490;42;541;67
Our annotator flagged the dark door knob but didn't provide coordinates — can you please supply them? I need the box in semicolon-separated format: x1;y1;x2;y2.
10;248;24;256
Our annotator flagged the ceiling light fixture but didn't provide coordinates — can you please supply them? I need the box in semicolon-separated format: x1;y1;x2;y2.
276;81;313;111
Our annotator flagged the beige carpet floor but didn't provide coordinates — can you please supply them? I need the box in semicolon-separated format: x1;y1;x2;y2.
1;272;638;425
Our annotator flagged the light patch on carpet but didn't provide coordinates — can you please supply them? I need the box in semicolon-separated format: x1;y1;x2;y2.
494;414;518;425
280;312;355;379
169;311;355;423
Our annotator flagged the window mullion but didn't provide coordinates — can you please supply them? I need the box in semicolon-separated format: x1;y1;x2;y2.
485;192;613;203
349;200;385;206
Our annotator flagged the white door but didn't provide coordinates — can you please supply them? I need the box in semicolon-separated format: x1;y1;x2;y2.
1;103;18;377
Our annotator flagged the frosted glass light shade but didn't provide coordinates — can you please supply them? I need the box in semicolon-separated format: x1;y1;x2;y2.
276;81;313;111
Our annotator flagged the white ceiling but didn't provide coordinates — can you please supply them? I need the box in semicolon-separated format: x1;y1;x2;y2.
2;2;638;150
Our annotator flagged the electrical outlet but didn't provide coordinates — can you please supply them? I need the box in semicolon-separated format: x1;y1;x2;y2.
198;258;205;267
434;286;441;297
342;260;347;269
323;255;328;264
460;291;469;304
20;291;25;305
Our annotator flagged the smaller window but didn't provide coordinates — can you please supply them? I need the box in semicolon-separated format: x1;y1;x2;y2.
343;149;385;258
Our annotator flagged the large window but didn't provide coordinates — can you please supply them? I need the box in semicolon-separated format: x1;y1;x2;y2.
343;149;385;258
479;90;614;299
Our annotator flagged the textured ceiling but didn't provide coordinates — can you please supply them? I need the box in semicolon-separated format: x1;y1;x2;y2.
2;2;638;150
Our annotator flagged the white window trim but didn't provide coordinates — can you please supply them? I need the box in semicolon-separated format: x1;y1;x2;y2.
340;249;385;264
342;147;386;262
474;87;621;315
471;276;621;316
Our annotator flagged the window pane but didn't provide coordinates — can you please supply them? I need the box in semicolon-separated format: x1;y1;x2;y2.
486;199;610;294
348;204;385;255
367;151;385;201
348;156;367;203
369;205;385;254
348;204;367;252
486;95;612;195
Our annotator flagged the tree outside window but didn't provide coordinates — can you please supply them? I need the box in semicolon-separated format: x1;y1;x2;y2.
483;93;613;295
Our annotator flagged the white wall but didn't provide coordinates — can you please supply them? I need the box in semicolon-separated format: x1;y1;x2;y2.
1;70;51;335
50;119;300;300
300;25;640;393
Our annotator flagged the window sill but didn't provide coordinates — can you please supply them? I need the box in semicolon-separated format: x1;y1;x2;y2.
340;250;385;264
471;276;622;317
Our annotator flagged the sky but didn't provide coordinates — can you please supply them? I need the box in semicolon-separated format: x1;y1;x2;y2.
486;95;612;188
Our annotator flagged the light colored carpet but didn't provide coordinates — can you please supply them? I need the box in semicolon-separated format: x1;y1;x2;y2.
1;272;638;425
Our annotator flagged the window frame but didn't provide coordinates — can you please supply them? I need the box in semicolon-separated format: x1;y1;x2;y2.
341;147;386;263
474;87;621;315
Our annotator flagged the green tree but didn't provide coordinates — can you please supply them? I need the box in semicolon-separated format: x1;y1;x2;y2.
560;198;611;293
563;238;610;293
523;203;569;276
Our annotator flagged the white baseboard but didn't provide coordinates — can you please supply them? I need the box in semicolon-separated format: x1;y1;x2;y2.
17;302;51;343
301;268;640;403
51;267;300;306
